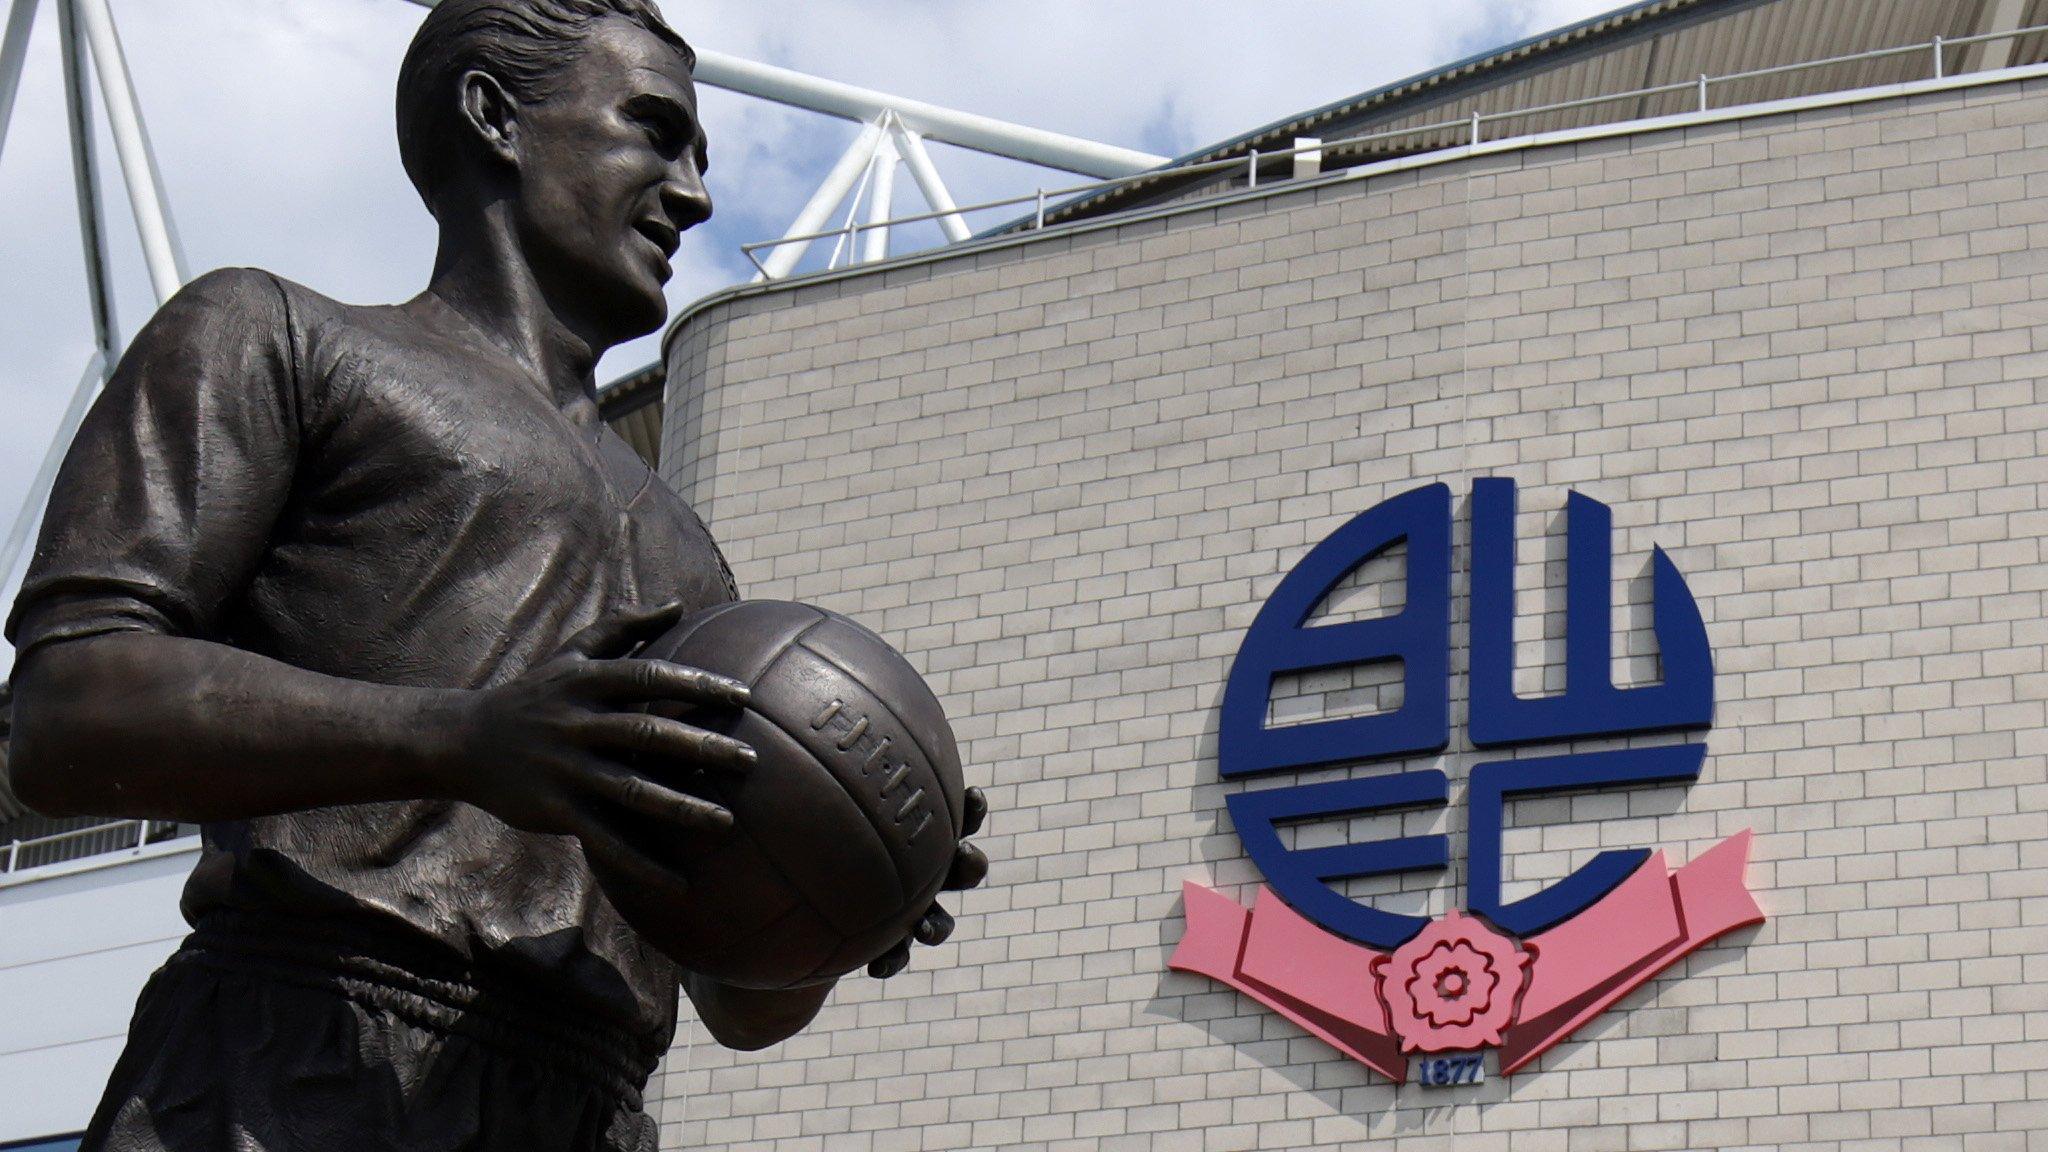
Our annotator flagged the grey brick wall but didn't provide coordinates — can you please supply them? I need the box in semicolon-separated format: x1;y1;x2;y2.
653;75;2048;1151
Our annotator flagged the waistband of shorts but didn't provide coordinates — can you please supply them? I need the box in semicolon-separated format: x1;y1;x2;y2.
178;910;662;1105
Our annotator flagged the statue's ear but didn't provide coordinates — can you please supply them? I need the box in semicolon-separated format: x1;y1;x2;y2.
457;69;519;167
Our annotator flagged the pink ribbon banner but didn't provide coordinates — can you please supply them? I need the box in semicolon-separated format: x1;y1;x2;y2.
1169;830;1765;1082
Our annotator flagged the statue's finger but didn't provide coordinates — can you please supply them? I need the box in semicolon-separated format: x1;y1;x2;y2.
572;753;736;833
578;659;749;710
944;842;988;891
559;602;686;659
867;938;911;979
578;714;754;774
913;903;955;947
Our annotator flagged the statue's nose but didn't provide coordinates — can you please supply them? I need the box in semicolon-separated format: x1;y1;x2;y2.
663;162;712;232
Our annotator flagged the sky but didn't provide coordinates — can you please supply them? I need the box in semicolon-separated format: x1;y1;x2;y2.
0;0;1626;671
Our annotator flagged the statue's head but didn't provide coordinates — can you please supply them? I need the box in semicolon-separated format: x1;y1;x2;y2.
397;0;709;344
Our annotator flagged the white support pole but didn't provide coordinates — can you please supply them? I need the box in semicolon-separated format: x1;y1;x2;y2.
691;49;1165;178
70;0;186;304
56;0;114;360
824;141;879;272
890;120;971;244
860;134;898;264
0;351;106;586
0;0;39;170
757;116;886;281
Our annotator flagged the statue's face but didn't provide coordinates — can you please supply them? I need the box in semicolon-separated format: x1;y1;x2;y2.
511;17;710;345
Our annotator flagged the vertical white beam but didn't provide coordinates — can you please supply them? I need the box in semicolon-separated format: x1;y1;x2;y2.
890;120;971;244
16;1;118;591
0;0;39;170
71;0;185;303
823;145;872;270
860;135;898;264
823;142;877;272
0;352;105;589
56;0;114;359
5;0;141;590
757;115;886;281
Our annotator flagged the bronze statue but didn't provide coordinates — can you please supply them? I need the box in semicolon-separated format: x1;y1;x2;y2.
3;2;986;1149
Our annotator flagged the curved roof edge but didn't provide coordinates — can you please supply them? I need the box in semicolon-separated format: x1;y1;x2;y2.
992;0;1767;233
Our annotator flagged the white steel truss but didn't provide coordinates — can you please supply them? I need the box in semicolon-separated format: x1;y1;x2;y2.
687;51;1167;278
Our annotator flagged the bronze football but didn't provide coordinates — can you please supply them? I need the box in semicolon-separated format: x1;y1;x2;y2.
590;600;966;989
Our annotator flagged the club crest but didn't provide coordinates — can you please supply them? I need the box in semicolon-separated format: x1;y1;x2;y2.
1172;479;1764;1083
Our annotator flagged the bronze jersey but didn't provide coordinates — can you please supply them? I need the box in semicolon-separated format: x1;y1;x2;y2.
8;268;737;1061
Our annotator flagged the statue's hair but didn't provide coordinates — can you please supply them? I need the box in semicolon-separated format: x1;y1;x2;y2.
396;0;695;215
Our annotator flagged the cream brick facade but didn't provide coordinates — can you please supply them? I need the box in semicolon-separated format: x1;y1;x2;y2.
651;74;2048;1151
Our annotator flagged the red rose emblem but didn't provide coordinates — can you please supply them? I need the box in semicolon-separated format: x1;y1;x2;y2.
1372;910;1528;1052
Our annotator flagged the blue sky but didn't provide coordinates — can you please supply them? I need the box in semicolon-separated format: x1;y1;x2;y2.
0;0;1623;672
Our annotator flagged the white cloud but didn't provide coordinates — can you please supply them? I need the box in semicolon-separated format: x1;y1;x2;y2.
0;0;1627;670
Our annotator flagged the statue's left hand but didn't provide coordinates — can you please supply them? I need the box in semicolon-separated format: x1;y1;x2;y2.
867;786;989;978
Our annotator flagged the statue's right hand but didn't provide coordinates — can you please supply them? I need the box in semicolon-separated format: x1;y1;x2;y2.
440;602;754;877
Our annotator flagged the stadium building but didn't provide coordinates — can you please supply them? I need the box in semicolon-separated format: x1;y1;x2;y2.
6;0;2048;1148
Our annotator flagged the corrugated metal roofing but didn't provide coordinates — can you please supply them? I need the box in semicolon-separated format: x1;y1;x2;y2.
599;364;667;468
1036;0;2043;227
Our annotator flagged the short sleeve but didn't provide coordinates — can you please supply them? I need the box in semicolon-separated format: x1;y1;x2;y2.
6;267;302;661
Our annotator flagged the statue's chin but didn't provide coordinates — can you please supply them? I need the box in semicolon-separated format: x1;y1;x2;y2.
577;287;668;347
614;305;668;343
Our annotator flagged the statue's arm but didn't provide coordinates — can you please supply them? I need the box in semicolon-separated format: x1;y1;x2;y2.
8;604;754;848
680;969;834;1051
10;631;466;822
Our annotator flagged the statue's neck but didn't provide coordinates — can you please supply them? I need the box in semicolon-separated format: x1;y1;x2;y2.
422;212;601;408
